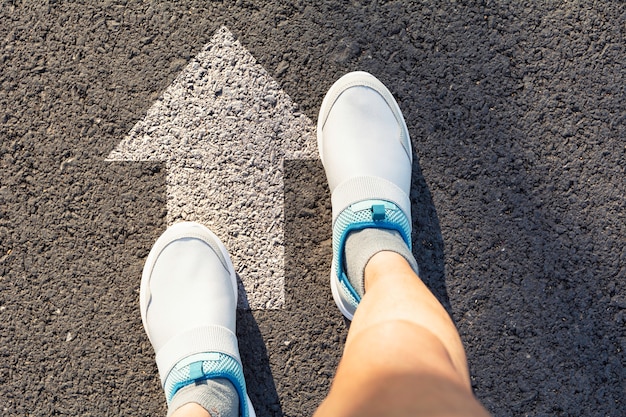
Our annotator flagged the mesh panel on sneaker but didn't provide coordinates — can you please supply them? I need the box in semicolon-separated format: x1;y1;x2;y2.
332;199;412;307
164;352;249;417
339;279;359;310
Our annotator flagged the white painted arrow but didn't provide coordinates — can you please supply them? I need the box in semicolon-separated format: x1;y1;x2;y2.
107;26;317;309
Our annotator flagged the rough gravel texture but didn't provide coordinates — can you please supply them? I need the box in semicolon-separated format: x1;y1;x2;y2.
1;1;624;416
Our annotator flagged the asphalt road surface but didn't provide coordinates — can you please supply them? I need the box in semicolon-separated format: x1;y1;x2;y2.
1;1;624;416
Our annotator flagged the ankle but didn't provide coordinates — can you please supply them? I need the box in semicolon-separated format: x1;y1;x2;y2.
364;251;416;291
344;228;418;298
167;377;239;417
170;402;212;417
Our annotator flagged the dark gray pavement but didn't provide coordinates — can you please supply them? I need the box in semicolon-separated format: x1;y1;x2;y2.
1;1;624;416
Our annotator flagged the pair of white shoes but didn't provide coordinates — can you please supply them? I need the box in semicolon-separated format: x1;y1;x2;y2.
140;72;414;416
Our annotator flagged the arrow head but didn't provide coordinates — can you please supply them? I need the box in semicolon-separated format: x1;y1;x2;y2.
107;26;317;309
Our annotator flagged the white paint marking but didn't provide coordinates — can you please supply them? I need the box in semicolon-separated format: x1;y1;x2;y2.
107;26;317;309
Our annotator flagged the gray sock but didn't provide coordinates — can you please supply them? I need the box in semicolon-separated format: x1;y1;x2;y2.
344;228;419;298
167;378;239;417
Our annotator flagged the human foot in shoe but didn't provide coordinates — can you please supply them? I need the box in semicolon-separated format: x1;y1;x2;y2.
140;222;255;417
317;72;417;320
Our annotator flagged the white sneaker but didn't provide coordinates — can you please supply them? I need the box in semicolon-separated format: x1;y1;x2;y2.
140;222;255;417
317;71;413;320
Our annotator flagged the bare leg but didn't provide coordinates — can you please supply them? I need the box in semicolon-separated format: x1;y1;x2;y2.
315;251;491;417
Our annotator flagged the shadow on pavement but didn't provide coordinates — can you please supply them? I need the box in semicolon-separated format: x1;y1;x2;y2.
237;309;284;417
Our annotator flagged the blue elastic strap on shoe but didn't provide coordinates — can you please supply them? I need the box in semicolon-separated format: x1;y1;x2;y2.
333;199;412;308
164;352;250;417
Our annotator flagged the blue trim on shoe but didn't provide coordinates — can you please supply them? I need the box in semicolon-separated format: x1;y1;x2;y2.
333;199;412;308
164;352;250;417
